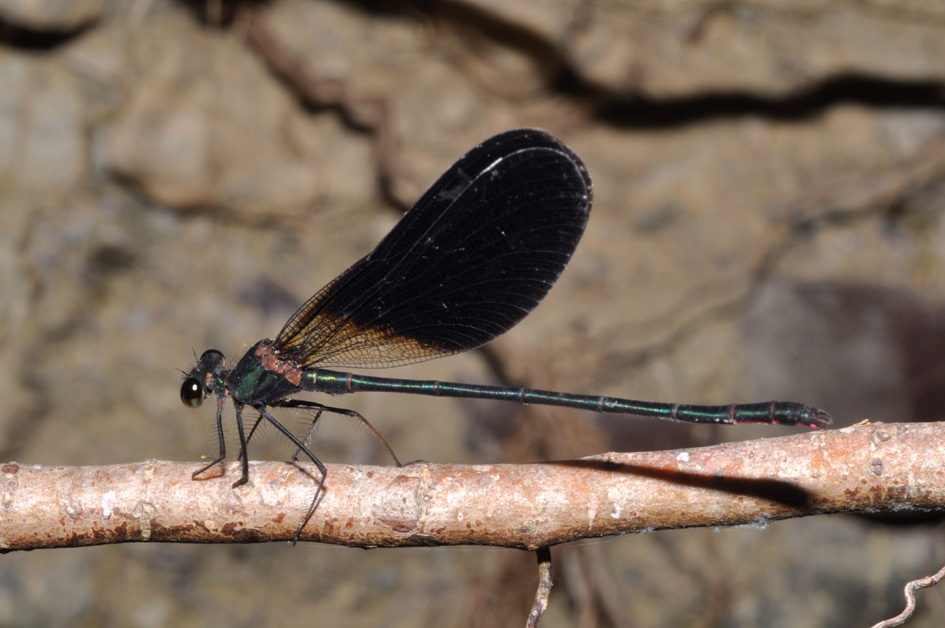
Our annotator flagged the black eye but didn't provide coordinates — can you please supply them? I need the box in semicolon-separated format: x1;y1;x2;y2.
198;349;226;371
180;377;205;408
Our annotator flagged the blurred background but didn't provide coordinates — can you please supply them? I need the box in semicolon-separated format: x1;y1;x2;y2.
2;1;945;626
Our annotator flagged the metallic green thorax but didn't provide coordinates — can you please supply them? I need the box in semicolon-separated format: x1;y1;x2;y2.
227;343;302;406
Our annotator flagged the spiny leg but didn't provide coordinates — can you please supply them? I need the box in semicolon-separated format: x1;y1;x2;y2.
231;402;250;488
273;399;403;466
192;393;228;479
237;414;265;464
291;410;324;463
255;405;329;544
238;408;325;465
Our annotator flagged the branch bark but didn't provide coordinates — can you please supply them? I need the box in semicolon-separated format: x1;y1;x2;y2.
2;421;943;551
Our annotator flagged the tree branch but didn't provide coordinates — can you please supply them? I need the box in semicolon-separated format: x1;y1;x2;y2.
2;421;943;552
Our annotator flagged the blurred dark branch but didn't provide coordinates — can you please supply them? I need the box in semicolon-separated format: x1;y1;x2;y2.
2;421;944;552
237;7;400;208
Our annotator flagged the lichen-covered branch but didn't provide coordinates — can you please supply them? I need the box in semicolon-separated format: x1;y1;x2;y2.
2;421;943;552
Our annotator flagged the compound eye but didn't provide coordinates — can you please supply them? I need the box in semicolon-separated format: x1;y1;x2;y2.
180;377;205;408
198;349;226;371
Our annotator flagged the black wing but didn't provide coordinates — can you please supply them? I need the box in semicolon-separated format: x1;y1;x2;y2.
274;128;593;369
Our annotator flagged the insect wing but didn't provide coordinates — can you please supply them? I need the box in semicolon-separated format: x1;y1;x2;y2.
274;128;593;369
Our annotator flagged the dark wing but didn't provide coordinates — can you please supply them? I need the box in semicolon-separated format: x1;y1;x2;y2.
274;128;593;369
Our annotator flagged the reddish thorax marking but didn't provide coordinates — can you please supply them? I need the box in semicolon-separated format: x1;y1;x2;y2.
256;341;303;386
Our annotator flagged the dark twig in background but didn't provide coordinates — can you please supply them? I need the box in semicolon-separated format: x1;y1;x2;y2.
238;7;400;207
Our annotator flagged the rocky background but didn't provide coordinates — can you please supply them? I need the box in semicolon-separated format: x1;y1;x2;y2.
2;1;945;626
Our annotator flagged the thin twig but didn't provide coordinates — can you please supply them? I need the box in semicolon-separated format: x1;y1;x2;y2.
526;547;553;628
869;563;945;628
2;421;945;551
